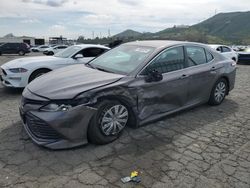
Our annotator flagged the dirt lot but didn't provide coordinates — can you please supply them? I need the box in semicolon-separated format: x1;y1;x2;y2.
0;53;249;188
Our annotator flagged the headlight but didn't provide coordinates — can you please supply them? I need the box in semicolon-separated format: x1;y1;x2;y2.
40;103;72;112
9;68;28;73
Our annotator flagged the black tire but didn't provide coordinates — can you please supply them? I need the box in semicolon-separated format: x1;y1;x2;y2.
48;51;54;55
18;50;25;56
28;69;51;83
208;78;228;106
88;100;129;145
0;52;2;56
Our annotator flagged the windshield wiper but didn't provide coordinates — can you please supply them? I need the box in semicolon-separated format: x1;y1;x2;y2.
85;63;95;69
95;67;113;73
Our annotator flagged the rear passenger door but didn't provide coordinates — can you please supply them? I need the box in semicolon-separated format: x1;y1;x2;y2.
184;46;217;105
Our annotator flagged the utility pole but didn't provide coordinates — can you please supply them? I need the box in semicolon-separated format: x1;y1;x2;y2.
92;31;95;39
108;29;111;38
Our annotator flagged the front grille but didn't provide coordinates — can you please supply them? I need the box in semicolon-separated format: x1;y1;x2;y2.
26;112;62;140
1;68;7;76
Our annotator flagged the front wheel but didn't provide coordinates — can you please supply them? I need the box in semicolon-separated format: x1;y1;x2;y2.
88;100;129;145
28;69;51;83
208;78;228;105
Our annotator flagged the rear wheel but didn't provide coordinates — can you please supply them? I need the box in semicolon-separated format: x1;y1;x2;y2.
18;50;25;56
88;100;129;144
28;69;51;83
208;78;228;105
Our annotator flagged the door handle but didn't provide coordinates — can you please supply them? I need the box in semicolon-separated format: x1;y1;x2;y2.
180;74;189;79
210;66;216;71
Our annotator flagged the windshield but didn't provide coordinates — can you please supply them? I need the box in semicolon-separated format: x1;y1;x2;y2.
89;45;155;75
54;46;81;58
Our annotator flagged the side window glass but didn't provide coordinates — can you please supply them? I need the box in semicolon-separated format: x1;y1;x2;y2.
82;48;105;57
144;46;185;74
186;46;207;67
216;47;222;52
222;46;231;52
206;51;214;62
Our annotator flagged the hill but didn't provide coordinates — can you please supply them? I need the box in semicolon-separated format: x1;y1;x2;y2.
193;11;250;43
113;11;250;44
113;29;142;39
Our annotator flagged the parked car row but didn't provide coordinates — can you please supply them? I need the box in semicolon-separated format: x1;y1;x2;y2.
0;42;30;56
43;45;68;55
30;45;50;52
0;40;237;149
0;44;109;87
0;43;70;56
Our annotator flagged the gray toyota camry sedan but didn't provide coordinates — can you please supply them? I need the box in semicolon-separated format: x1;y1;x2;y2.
20;40;236;149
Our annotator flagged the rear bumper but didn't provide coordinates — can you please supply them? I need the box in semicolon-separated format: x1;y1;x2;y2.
20;104;97;149
228;68;236;92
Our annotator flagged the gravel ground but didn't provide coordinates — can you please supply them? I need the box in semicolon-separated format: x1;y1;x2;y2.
0;53;249;188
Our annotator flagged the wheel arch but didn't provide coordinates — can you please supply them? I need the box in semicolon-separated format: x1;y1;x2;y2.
95;95;139;128
28;67;52;83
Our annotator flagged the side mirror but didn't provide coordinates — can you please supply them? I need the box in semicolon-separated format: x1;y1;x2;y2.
145;69;163;82
74;54;84;59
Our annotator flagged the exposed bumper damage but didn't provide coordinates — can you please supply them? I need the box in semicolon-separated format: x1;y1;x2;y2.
20;88;97;149
20;105;96;149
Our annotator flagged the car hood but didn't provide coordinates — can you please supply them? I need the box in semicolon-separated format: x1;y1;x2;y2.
26;64;124;100
1;56;63;69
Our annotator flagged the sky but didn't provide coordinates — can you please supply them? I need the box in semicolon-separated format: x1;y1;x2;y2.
0;0;249;39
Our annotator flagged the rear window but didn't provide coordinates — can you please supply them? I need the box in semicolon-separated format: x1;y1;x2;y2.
222;46;231;52
21;43;30;48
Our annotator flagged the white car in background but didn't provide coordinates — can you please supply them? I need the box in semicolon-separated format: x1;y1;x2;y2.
31;45;50;52
0;44;110;88
209;44;238;62
43;45;68;55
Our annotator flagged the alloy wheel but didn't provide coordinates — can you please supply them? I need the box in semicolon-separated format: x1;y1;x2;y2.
100;105;128;136
214;81;226;103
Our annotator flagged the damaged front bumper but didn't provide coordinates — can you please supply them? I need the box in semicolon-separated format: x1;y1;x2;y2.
20;105;96;149
20;90;97;149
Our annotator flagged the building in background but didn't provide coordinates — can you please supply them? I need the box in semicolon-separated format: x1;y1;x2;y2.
0;33;45;46
49;36;75;45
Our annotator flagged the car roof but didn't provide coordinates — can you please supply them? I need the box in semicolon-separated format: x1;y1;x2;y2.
124;40;208;49
74;44;110;49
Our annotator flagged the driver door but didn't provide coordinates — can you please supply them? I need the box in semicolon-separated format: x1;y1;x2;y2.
130;46;189;122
